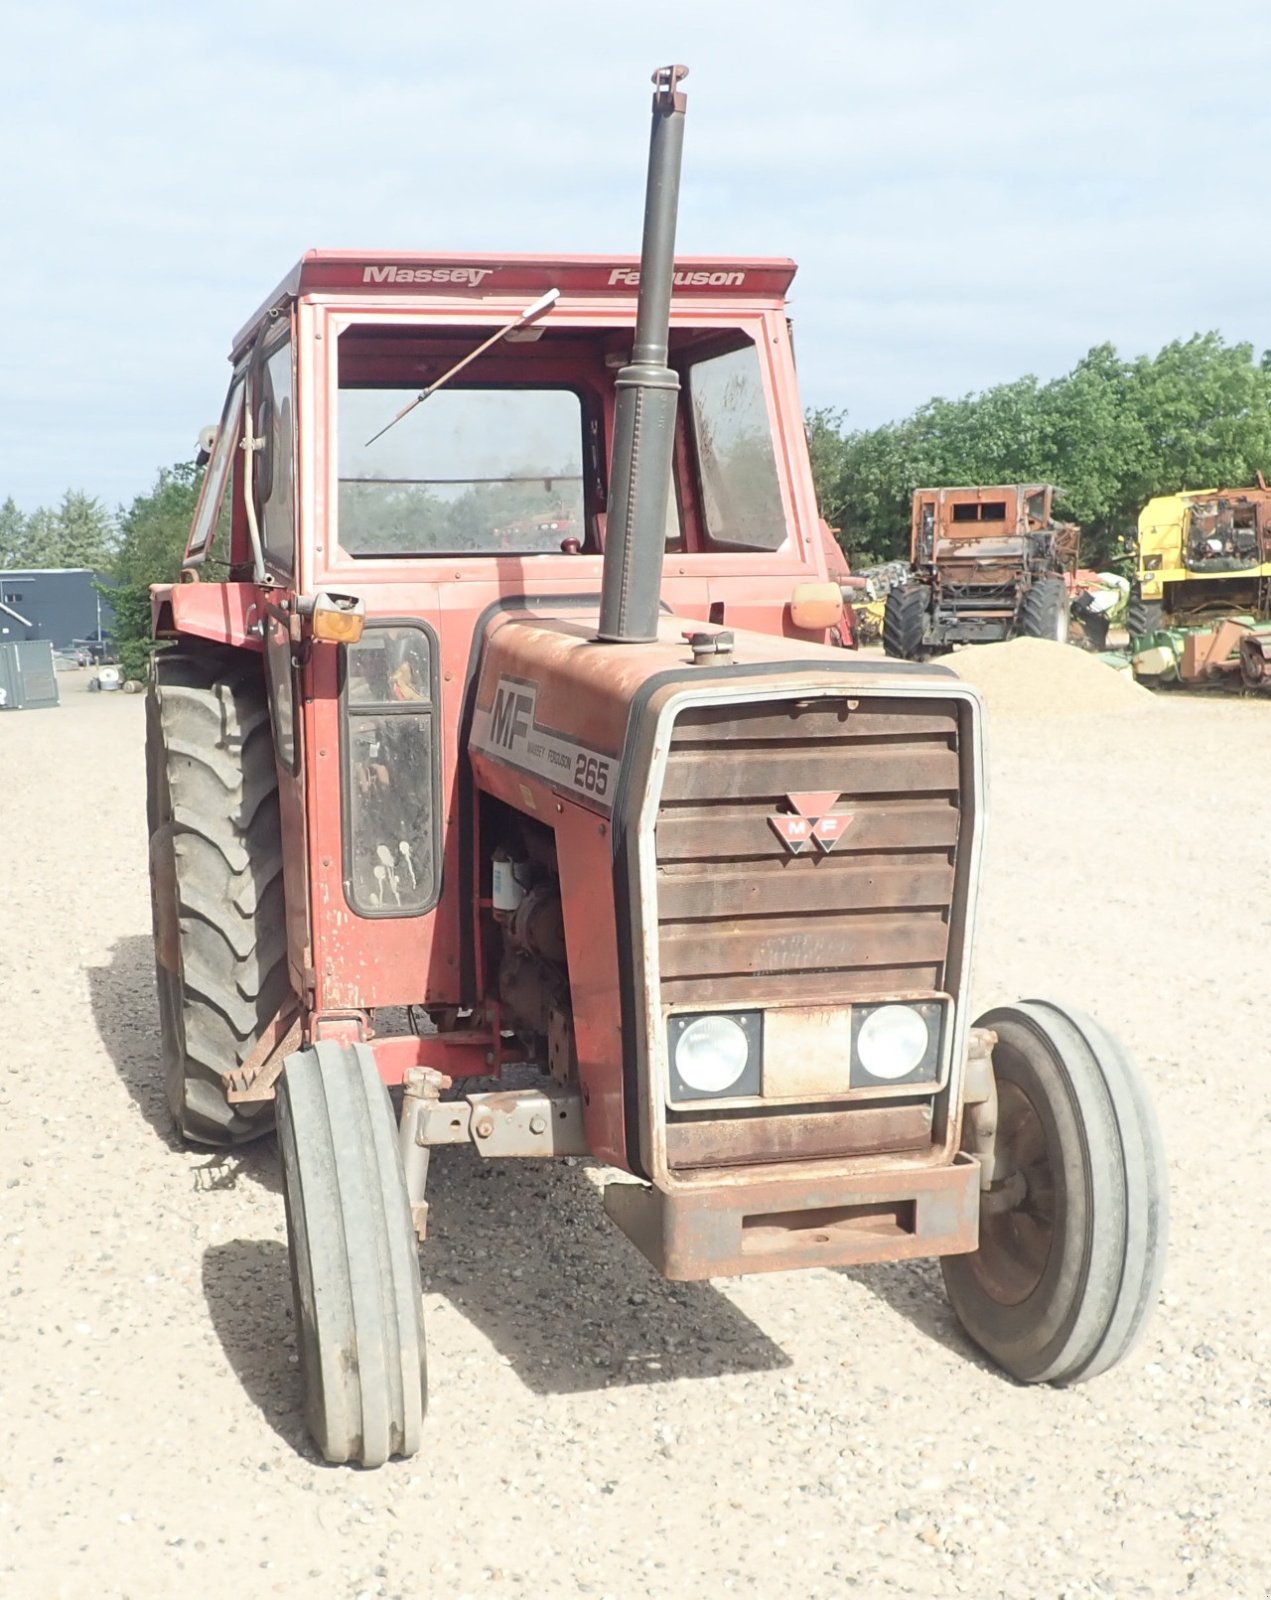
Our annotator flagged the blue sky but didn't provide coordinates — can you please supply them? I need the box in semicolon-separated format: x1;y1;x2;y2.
3;0;1270;513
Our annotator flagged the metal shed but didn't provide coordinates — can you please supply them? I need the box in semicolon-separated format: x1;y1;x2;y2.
0;640;60;710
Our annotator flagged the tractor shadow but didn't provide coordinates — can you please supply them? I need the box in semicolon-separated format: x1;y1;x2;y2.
423;1150;791;1394
839;1257;996;1375
198;1153;789;1452
200;1239;319;1460
86;933;281;1196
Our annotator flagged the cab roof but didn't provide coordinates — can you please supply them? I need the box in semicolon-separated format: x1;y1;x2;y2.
232;251;798;358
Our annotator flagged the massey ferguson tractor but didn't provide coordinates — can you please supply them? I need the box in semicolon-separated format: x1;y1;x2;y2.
146;67;1167;1466
884;485;1079;658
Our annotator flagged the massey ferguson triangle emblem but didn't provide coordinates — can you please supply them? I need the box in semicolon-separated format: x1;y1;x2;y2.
768;792;853;855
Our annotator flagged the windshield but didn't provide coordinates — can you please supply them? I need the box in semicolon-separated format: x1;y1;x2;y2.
339;387;584;557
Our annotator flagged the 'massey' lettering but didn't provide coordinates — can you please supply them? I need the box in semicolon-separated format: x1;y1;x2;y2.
362;265;495;287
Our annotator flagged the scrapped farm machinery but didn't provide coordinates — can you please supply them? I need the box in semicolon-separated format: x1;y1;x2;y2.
883;485;1079;659
146;67;1167;1464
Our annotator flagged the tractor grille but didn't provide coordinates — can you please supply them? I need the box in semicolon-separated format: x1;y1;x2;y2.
653;697;963;1009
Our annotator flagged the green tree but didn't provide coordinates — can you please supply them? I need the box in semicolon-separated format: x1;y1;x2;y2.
54;490;116;570
0;498;28;568
810;333;1271;568
108;462;203;679
18;507;64;567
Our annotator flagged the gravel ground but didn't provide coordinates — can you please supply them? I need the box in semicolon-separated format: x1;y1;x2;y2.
2;665;1268;1600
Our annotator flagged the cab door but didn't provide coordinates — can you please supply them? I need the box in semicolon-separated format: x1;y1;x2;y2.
249;323;313;1006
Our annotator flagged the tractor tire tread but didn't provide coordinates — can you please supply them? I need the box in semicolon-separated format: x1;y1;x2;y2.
146;646;289;1146
883;585;929;660
942;998;1168;1386
278;1041;427;1466
1020;577;1069;643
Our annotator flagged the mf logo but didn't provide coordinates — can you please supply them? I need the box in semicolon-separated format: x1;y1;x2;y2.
768;791;853;855
490;682;535;750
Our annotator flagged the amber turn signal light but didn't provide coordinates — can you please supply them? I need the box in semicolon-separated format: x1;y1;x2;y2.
789;582;844;630
307;592;366;643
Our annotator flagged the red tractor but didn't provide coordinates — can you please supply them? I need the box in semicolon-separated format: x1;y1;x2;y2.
147;67;1167;1465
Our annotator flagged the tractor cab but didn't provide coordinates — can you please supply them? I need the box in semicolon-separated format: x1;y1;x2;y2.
178;251;849;642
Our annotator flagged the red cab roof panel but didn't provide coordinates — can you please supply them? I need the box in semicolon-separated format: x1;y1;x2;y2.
233;251;798;355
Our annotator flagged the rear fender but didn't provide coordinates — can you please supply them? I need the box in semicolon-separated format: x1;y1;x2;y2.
151;581;265;653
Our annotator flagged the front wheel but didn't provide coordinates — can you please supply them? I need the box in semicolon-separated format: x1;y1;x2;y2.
278;1041;427;1466
1127;591;1165;638
1020;578;1070;643
942;1000;1168;1385
882;584;930;659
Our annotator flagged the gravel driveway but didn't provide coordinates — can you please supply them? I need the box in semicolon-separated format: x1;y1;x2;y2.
2;669;1267;1599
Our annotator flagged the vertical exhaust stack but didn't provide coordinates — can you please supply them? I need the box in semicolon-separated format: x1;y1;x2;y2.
597;64;689;644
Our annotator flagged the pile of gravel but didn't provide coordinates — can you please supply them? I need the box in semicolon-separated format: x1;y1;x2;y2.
946;637;1153;718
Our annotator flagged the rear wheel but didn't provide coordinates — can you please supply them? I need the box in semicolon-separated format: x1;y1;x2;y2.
278;1041;427;1466
1127;591;1165;638
942;1000;1168;1385
1020;578;1069;643
882;584;930;659
146;646;288;1145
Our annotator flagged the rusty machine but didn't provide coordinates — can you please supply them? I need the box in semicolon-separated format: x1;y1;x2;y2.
1129;486;1271;635
884;485;1078;658
146;68;1167;1465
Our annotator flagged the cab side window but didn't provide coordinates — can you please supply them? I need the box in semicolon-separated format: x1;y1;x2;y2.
256;338;295;573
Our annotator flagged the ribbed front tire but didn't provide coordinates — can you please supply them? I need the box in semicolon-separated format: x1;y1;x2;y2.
278;1042;427;1466
943;1000;1168;1385
145;646;288;1145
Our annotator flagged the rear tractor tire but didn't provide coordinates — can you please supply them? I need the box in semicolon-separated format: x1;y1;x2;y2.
145;646;289;1145
943;1000;1168;1385
882;584;930;660
278;1042;427;1466
1020;577;1070;644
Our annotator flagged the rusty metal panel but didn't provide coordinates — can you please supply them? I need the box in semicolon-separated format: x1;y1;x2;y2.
659;963;944;1009
656;858;955;920
659;740;959;802
761;1007;854;1097
656;798;961;860
664;1102;931;1168
669;700;959;741
653;697;961;1008
604;1152;979;1279
659;909;950;978
465;1086;589;1157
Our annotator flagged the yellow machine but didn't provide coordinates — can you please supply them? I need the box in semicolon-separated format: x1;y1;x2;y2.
1130;487;1271;634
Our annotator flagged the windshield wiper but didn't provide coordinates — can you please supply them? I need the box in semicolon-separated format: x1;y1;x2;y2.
364;288;560;448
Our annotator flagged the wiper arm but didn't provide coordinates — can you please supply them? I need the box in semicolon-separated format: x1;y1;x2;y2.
364;287;561;447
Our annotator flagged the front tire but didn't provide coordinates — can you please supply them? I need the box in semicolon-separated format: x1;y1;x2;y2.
278;1042;427;1466
942;1000;1168;1385
1127;590;1165;638
1020;578;1070;643
146;646;288;1145
882;584;930;659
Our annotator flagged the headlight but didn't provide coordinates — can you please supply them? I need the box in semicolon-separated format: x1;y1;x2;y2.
668;1012;762;1101
852;1003;937;1085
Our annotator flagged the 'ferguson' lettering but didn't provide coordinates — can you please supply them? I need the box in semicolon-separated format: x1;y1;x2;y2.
607;267;745;287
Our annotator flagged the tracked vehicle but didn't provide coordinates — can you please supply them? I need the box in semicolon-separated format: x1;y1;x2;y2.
146;67;1167;1465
